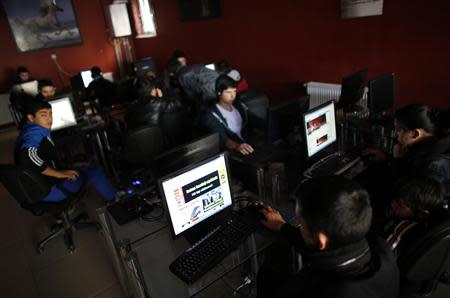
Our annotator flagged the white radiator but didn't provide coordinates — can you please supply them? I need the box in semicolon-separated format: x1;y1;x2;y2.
304;81;368;110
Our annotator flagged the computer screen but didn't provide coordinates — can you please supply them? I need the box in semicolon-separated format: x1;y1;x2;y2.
205;63;215;70
133;57;156;76
338;69;368;109
159;153;233;237
303;100;337;158
48;96;77;131
368;73;395;115
12;80;39;96
81;70;93;88
155;133;220;177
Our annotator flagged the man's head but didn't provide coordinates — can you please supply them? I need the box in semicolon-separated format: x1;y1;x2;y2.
38;79;56;99
394;104;438;146
17;66;30;82
138;77;163;100
90;66;102;79
215;75;237;105
391;176;444;220
172;50;187;67
24;100;52;129
296;176;372;250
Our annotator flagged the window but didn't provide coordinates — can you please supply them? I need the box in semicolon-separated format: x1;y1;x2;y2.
130;0;157;38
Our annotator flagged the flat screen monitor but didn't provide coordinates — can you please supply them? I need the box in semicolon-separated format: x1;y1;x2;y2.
81;70;93;88
338;69;368;109
205;63;215;70
12;80;39;96
48;95;77;131
159;153;233;237
268;95;310;143
368;73;395;115
303;100;337;158
155;133;220;177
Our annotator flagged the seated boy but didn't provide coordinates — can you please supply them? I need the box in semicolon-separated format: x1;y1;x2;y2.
201;75;254;155
35;79;56;101
15;100;117;203
385;176;448;256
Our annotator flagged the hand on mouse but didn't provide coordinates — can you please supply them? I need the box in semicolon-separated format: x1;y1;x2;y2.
260;206;286;231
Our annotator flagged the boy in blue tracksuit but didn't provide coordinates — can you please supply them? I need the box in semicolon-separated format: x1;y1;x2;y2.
15;100;117;202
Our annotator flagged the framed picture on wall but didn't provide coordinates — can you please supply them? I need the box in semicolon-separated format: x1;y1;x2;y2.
178;0;221;21
0;0;83;52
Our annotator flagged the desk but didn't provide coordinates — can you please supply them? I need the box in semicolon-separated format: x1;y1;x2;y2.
97;204;276;298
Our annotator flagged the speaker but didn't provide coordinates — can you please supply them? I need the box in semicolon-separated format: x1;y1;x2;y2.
109;3;132;37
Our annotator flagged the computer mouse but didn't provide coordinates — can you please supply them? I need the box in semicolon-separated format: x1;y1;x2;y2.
246;202;266;221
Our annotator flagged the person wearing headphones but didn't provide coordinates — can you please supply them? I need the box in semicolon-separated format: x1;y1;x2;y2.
201;75;254;155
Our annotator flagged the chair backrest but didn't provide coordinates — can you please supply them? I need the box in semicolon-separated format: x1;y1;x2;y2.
398;217;450;282
0;164;51;209
124;125;163;165
160;110;192;147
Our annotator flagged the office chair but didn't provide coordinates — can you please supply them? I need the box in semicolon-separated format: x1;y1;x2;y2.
123;125;163;166
0;164;96;254
397;217;450;297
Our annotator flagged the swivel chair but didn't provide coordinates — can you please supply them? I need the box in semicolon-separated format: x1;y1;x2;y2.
160;109;192;148
397;217;450;297
123;125;163;166
0;164;96;254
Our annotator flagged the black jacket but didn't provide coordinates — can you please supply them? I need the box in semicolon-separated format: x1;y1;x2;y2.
177;64;219;101
201;101;249;150
392;136;450;198
125;95;184;130
87;77;116;108
276;224;399;298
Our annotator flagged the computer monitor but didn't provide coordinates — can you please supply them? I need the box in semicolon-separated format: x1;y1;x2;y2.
133;57;156;77
155;133;220;177
303;100;337;158
368;73;395;116
159;153;233;237
338;69;368;110
81;70;93;88
12;80;39;96
205;63;215;71
267;95;310;143
48;95;78;131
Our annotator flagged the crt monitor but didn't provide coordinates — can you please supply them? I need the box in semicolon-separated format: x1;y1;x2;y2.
338;69;368;110
368;73;395;115
155;133;220;177
81;70;94;88
159;153;233;237
133;57;156;77
303;100;337;158
267;95;310;143
48;95;78;131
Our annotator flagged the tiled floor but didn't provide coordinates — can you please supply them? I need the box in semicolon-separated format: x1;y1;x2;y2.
0;127;124;298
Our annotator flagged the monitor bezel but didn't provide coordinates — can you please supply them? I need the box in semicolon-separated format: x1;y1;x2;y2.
48;93;78;131
158;152;233;239
338;68;368;109
302;100;337;159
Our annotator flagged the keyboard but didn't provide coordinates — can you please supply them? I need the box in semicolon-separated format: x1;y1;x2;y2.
169;212;256;284
230;146;272;165
304;152;361;178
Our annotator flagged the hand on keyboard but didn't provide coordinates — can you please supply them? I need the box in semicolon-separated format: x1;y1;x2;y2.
237;143;254;155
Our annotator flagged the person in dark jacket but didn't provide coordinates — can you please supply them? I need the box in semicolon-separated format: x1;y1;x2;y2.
363;104;450;202
15;100;118;203
125;77;184;130
13;66;33;85
201;75;254;154
86;66;116;109
257;176;399;298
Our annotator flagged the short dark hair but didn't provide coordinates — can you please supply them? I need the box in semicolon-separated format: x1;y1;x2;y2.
90;66;102;78
297;176;372;248
395;104;443;136
17;66;29;74
216;60;231;74
172;49;186;59
215;74;237;97
393;176;444;214
38;79;54;90
24;100;52;116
